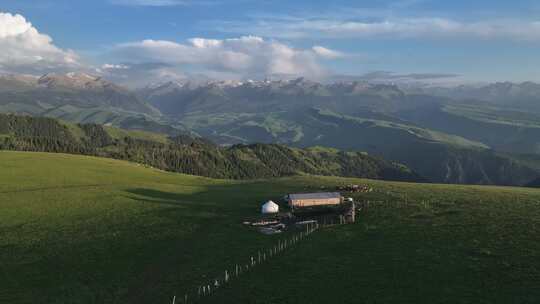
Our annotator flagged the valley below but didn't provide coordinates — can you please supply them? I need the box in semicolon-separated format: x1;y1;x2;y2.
3;74;540;186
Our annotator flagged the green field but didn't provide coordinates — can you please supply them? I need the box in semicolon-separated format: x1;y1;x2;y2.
2;151;540;303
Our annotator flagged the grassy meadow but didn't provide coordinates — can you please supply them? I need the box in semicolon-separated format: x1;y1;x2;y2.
1;151;540;303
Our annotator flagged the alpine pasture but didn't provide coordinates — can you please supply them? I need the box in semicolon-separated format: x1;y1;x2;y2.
2;151;540;303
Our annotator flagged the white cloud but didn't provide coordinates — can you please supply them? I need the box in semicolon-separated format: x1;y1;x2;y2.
110;0;214;6
112;36;337;79
101;63;129;70
110;0;185;6
312;46;345;59
0;12;78;71
214;16;540;41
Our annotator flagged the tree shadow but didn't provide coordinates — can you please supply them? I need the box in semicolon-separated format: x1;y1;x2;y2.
126;188;201;206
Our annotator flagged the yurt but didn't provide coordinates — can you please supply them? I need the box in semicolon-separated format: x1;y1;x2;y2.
261;200;279;214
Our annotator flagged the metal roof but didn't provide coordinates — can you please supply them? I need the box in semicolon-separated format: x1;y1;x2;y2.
288;192;341;200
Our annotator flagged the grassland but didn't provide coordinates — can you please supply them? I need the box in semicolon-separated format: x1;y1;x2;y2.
444;104;540;129
1;151;540;303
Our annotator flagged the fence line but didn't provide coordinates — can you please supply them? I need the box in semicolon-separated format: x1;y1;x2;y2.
178;198;416;303
171;221;320;304
170;199;375;303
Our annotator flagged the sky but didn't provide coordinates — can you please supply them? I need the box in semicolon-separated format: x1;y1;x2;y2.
1;0;540;86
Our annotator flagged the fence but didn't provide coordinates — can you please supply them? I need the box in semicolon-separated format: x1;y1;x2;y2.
171;221;320;304
169;200;392;303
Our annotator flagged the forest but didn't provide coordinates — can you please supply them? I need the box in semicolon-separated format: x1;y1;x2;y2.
0;114;421;181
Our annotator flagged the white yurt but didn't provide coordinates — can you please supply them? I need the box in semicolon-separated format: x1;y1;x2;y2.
261;200;279;214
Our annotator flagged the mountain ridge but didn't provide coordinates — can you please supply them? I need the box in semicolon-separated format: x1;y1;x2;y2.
0;113;423;182
3;72;540;185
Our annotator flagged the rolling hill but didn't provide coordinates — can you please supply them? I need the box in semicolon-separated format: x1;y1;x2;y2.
3;74;540;185
0;73;184;135
2;151;540;303
140;79;540;185
0;113;421;181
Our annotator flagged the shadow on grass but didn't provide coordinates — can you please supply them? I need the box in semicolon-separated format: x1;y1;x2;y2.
123;180;293;216
126;188;202;207
120;182;300;304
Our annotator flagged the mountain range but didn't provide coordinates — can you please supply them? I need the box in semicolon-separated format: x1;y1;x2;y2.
138;78;540;185
0;73;183;135
2;72;540;186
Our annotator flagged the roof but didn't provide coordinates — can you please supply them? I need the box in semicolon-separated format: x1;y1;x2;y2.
288;192;341;200
263;200;278;206
262;200;279;214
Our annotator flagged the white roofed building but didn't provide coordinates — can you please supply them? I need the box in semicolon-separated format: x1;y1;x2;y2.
261;200;279;214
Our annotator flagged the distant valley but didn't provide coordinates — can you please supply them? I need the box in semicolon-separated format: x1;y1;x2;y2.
2;73;540;186
139;78;540;185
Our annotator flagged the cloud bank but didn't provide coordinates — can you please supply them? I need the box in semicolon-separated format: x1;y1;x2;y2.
111;36;345;80
214;16;540;41
110;0;211;6
0;12;78;72
312;46;345;59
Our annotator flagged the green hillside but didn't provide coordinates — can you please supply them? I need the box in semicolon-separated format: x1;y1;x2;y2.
2;151;540;303
4;75;540;185
0;113;421;182
141;80;540;185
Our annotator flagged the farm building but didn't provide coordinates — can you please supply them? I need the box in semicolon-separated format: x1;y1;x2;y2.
287;192;342;208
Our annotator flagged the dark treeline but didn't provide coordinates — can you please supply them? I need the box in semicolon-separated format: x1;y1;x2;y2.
0;114;422;181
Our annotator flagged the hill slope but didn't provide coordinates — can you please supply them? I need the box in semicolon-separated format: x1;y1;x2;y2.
1;152;540;303
0;113;421;181
141;79;540;185
0;73;183;135
0;73;158;115
2;75;540;185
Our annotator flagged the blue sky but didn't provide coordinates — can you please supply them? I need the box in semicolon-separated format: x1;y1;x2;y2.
1;0;540;85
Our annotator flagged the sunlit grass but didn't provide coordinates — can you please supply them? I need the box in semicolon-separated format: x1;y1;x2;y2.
1;151;540;303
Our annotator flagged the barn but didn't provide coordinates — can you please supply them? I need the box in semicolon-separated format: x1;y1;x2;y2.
287;192;342;208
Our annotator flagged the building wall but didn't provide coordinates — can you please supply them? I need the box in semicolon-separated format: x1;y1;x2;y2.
290;197;341;207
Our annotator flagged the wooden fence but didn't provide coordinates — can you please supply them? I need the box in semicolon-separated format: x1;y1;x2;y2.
171;221;320;304
169;199;403;303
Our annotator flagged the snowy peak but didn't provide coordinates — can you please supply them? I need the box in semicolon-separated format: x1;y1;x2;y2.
138;77;408;100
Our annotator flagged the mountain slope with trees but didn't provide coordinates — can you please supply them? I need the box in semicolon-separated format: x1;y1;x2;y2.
0;113;422;181
140;79;540;185
3;73;540;185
